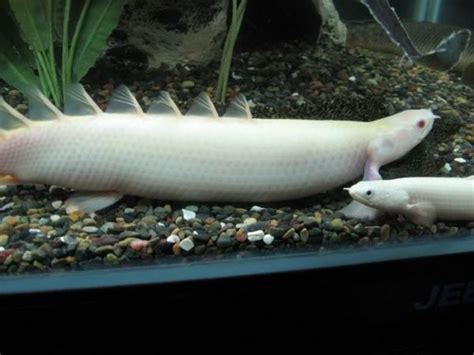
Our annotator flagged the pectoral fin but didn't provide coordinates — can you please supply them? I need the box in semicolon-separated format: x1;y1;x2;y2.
339;200;382;221
406;202;436;227
65;191;124;213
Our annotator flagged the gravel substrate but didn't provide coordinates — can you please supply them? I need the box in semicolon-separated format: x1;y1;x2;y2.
0;35;472;274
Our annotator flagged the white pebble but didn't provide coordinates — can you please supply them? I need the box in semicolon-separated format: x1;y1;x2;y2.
454;157;466;163
82;226;98;233
166;234;180;244
243;217;257;226
60;235;76;245
29;228;41;234
247;230;264;242
293;233;300;241
52;200;63;209
0;246;4;252
250;205;265;212
100;222;115;233
231;72;243;80
179;238;195;252
263;234;274;245
66;205;79;214
348;75;356;82
442;163;452;173
22;251;33;261
0;202;14;212
124;208;135;214
182;209;196;221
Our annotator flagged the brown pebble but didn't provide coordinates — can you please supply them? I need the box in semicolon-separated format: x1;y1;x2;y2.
0;249;13;264
282;228;295;240
172;242;181;255
131;239;149;251
4;216;19;226
40;226;53;234
0;223;13;235
380;224;390;241
358;236;370;246
235;229;247;242
14;223;29;231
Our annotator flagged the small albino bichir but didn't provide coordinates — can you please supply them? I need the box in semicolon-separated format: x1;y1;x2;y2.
348;177;474;226
0;84;437;217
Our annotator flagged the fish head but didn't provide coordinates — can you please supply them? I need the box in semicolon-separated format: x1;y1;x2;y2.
374;109;438;165
347;180;409;213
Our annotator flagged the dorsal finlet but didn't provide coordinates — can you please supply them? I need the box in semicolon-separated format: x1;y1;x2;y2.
147;91;182;117
0;96;31;130
223;94;252;119
186;92;218;118
64;83;102;116
106;85;144;115
25;86;64;121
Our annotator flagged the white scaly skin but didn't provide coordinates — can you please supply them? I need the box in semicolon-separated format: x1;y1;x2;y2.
0;85;437;214
348;177;474;226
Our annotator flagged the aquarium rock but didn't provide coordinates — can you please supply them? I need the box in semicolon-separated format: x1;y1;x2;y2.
314;0;347;44
109;0;229;67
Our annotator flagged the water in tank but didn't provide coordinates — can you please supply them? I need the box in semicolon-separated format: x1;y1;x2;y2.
0;0;472;292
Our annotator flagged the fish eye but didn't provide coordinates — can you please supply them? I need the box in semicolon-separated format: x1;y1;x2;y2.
366;190;372;197
417;120;426;128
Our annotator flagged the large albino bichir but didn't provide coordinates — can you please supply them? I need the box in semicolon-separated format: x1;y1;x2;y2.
0;84;437;220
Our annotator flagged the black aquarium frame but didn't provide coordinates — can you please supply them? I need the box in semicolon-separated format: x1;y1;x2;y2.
1;235;473;349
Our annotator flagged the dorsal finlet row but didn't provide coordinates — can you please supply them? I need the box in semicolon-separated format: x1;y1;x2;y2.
0;84;252;132
66;84;252;119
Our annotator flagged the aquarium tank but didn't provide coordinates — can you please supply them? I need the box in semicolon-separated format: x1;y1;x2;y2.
0;0;472;347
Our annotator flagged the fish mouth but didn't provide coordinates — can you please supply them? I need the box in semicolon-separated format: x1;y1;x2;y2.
347;189;370;205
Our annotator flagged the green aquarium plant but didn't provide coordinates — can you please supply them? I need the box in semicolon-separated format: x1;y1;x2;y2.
216;0;247;104
0;0;127;106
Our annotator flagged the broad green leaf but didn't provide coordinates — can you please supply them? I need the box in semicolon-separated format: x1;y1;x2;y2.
52;0;81;42
71;0;127;82
8;0;52;52
52;0;66;42
0;2;39;90
0;35;39;91
0;2;36;69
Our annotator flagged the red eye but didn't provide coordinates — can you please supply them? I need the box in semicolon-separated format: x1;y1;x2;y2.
417;120;426;128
